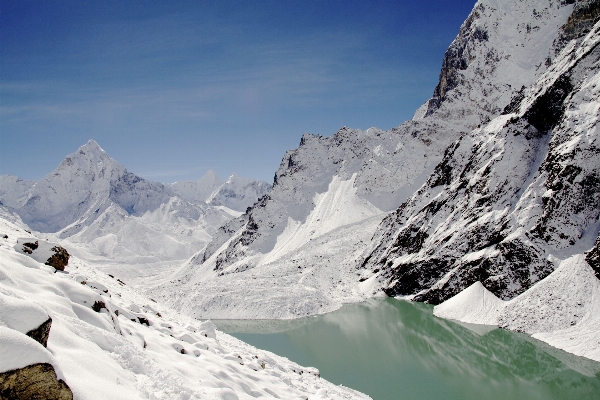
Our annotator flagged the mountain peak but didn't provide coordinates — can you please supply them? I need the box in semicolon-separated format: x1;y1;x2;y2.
78;139;106;154
54;140;124;185
201;170;221;182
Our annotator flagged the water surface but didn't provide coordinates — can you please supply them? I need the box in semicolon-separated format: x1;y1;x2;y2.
215;298;600;400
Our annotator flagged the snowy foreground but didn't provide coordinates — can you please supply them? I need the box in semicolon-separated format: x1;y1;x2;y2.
433;255;600;362
0;213;369;400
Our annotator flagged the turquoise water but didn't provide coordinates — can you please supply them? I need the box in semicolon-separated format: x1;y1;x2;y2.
214;297;600;400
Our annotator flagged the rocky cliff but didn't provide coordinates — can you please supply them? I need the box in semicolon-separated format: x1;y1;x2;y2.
361;2;600;304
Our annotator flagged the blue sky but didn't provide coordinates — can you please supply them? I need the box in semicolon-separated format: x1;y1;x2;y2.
1;0;476;183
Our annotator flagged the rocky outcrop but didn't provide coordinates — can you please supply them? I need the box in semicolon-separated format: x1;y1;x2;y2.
0;318;72;399
21;241;38;254
25;318;52;348
45;247;70;271
585;234;600;279
552;0;600;53
425;2;488;116
15;239;71;271
0;363;72;400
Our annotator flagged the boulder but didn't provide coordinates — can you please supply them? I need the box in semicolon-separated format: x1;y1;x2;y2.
45;246;70;271
0;363;72;400
25;318;52;348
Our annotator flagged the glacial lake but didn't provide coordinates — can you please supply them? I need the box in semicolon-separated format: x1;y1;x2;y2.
214;297;600;400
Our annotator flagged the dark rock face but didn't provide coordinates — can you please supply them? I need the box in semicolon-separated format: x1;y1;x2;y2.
524;74;573;133
425;5;485;116
552;0;600;55
45;246;70;271
25;318;52;348
0;363;73;400
585;235;600;279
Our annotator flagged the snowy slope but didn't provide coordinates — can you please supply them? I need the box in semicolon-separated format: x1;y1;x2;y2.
433;254;600;362
156;0;579;319
0;211;370;400
207;173;271;212
0;175;34;209
362;6;600;304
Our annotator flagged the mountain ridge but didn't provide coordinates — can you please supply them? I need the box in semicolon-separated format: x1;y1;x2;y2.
154;0;590;321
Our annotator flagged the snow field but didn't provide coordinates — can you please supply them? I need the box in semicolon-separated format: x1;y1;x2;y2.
0;212;370;399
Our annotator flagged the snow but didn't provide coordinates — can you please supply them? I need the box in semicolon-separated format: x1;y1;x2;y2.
434;255;600;362
170;171;271;213
170;170;224;204
14;237;62;265
433;281;504;325
0;326;62;375
0;210;370;399
261;174;382;265
0;175;34;209
0;140;270;289
0;0;597;385
0;293;48;334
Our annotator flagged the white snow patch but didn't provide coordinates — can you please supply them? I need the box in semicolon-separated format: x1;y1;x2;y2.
433;281;504;325
434;255;600;362
0;326;62;375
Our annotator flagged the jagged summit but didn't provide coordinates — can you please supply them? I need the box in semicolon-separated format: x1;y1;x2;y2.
0;140;238;266
55;139;123;180
15;140;171;232
81;138;104;152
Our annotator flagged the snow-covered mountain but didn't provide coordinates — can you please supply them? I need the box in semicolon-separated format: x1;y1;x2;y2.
0;140;267;282
13;139;178;233
169;170;224;204
0;175;35;209
207;174;272;212
154;0;587;320
361;0;600;304
170;171;271;212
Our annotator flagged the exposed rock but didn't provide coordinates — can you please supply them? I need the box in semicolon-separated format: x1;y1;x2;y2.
45;246;70;271
0;363;72;400
552;0;600;55
585;234;600;279
425;3;486;116
25;317;52;348
92;301;106;313
21;241;38;255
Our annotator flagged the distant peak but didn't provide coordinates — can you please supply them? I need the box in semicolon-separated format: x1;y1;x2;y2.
80;139;105;153
58;139;122;172
226;173;245;183
204;170;220;179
